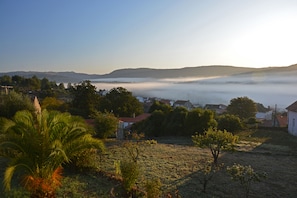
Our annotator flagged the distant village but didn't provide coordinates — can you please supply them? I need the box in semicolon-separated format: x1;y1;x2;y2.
120;94;297;136
1;84;297;137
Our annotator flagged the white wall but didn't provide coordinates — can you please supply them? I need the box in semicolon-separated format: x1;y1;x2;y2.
288;111;297;136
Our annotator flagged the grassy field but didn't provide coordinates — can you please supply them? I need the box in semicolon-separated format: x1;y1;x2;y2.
1;129;297;197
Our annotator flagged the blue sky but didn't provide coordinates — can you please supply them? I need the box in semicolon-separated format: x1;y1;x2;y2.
1;0;297;74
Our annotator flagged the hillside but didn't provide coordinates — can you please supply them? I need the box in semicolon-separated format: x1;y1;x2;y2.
1;64;296;83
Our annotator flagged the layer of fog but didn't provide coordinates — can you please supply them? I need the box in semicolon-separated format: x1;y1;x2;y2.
91;75;297;110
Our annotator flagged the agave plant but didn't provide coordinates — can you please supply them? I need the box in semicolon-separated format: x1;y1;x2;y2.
0;110;105;197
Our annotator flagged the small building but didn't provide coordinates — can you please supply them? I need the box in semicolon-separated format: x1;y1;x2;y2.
117;113;151;139
204;104;227;114
275;115;287;128
286;101;297;136
256;110;273;120
173;100;193;110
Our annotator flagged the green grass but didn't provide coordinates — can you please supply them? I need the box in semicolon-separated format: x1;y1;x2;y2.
1;129;297;197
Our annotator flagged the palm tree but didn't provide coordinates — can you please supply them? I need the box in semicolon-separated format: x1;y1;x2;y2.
0;110;105;197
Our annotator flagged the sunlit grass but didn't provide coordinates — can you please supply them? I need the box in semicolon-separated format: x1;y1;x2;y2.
1;129;297;197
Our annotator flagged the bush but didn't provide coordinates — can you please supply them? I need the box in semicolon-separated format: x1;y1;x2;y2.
227;163;267;198
67;149;99;171
145;178;162;198
93;112;118;139
217;114;243;133
120;161;140;192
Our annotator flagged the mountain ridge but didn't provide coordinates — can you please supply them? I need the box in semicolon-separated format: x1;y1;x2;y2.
1;64;296;83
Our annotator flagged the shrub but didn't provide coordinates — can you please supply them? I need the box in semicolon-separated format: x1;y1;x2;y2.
227;163;267;198
120;161;140;192
197;160;223;193
145;178;162;198
217;114;243;133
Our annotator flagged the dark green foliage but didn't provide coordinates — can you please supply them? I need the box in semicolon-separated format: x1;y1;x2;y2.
70;80;101;118
0;91;35;118
185;108;217;135
148;100;172;114
217;114;243;133
134;110;166;137
165;106;188;135
93;112;118;139
134;107;218;137
227;97;257;120
1;75;65;98
100;87;143;117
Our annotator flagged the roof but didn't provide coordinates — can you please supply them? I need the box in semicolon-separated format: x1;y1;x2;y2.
204;104;227;109
174;100;191;105
286;101;297;112
119;113;151;123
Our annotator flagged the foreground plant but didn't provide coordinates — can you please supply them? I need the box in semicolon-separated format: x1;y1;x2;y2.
0;110;105;197
197;160;223;193
227;163;267;198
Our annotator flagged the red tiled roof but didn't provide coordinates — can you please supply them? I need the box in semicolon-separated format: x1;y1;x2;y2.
286;101;297;112
119;113;151;123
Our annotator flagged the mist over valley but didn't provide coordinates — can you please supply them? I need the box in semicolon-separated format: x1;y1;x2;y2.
91;71;297;110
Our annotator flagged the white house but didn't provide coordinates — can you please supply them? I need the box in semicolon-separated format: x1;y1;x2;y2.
173;100;193;110
286;101;297;136
256;110;273;120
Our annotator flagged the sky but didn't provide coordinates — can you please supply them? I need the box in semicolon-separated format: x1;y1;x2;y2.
1;0;297;74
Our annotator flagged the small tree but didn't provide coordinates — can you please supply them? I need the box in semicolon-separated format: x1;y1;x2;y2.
192;128;238;164
197;160;223;193
227;163;267;198
227;97;257;121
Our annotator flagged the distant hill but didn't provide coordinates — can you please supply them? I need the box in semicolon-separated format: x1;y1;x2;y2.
99;65;256;78
0;71;102;83
1;64;297;83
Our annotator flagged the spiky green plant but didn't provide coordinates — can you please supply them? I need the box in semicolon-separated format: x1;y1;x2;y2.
0;110;105;197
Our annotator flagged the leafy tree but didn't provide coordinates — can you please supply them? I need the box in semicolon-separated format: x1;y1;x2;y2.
100;87;143;117
148;100;172;114
0;110;105;197
192;128;238;164
93;112;118;138
185;108;217;135
197;160;223;193
227;97;257;120
217;114;243;133
41;97;68;112
70;80;101;118
164;106;188;135
0;75;12;85
0;91;35;119
227;163;267;198
143;110;166;136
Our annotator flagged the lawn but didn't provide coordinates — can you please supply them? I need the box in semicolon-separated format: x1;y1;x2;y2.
1;129;297;197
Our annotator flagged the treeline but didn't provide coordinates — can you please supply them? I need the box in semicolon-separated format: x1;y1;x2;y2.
0;75;143;120
133;97;257;137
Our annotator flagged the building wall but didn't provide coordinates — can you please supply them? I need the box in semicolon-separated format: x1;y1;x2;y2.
288;111;297;136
